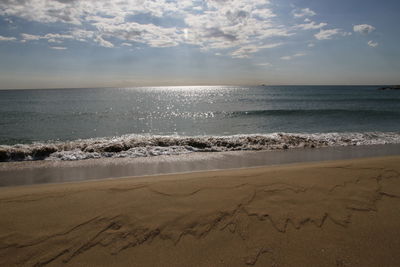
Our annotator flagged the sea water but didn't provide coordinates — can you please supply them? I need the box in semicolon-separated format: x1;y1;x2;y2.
0;85;399;161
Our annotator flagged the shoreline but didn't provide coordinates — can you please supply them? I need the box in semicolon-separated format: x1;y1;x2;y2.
0;156;399;266
1;132;400;162
1;143;400;187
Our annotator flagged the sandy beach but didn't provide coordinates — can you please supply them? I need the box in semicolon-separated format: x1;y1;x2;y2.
1;155;400;266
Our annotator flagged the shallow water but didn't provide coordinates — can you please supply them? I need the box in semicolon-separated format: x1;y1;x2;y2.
1;144;399;187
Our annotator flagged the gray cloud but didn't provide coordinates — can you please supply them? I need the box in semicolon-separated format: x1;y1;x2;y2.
205;27;238;42
353;24;375;35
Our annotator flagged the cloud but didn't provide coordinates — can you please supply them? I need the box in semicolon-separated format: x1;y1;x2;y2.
182;0;290;51
20;31;91;44
314;29;351;40
0;0;187;25
308;43;315;48
0;0;289;57
94;35;114;48
353;24;375;35
50;46;67;50
280;52;305;60
293;8;316;18
95;22;180;48
256;62;272;66
295;21;327;30
367;40;378;48
0;35;16;41
0;1;354;58
252;8;276;19
21;33;41;41
231;43;283;58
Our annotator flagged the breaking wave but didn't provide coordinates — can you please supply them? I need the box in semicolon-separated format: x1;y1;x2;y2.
1;132;400;162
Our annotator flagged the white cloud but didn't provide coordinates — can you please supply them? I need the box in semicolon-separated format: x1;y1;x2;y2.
0;0;189;25
94;35;114;48
192;6;202;11
281;52;305;60
47;39;63;44
121;42;132;47
353;24;375;35
21;33;41;41
252;8;276;19
308;43;315;47
20;31;90;45
0;35;16;41
50;46;67;50
70;29;95;42
314;29;351;40
0;0;289;57
367;40;378;48
293;8;316;18
183;0;289;52
295;21;327;30
0;1;354;58
256;62;272;66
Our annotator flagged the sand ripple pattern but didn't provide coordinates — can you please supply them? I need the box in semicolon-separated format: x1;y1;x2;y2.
0;157;399;266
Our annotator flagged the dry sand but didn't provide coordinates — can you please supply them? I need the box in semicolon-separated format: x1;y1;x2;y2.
1;156;400;266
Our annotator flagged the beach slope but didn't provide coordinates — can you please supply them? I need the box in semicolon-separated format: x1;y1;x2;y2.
1;156;400;266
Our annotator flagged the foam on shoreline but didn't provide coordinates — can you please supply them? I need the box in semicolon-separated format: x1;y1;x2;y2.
1;132;400;162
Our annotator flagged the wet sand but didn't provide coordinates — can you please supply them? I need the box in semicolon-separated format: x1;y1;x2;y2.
1;156;400;266
1;144;400;187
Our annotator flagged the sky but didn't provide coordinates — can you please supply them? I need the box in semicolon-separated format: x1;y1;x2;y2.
0;0;399;89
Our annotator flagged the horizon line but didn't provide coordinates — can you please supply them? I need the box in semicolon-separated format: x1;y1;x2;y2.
0;84;397;91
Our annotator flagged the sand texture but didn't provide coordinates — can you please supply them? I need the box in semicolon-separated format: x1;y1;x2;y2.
1;156;400;266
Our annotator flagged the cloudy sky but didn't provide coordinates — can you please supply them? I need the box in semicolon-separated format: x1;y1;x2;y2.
0;0;399;89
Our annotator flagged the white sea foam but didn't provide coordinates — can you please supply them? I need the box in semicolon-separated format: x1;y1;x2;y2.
0;132;400;162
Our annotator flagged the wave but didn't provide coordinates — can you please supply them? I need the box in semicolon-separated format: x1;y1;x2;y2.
1;132;400;162
228;109;400;117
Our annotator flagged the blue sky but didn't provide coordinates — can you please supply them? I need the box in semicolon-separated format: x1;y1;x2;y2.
0;0;399;89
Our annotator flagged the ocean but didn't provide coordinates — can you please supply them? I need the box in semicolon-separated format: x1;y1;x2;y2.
1;85;400;161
